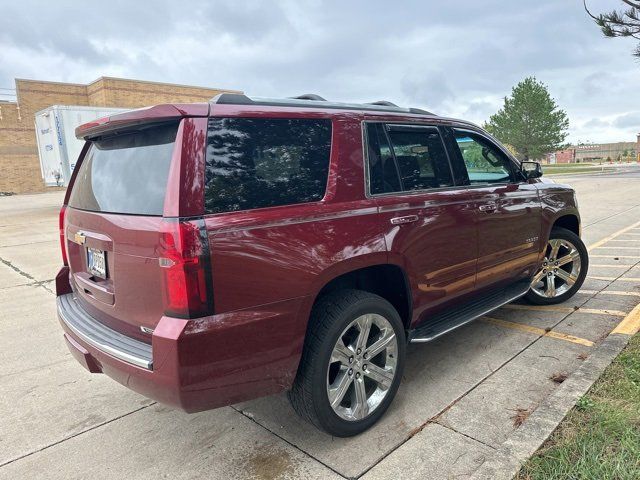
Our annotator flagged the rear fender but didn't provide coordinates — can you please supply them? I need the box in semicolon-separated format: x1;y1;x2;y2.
295;252;389;336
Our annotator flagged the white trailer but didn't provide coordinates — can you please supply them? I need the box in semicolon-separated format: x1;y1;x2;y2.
34;105;128;187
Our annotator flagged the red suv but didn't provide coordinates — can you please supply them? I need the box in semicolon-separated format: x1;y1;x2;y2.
56;94;588;436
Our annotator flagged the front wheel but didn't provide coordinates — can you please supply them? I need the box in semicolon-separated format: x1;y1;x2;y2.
525;227;589;305
288;289;406;437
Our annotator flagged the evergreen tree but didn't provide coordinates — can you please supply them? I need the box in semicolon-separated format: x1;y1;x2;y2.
484;77;569;161
584;1;640;57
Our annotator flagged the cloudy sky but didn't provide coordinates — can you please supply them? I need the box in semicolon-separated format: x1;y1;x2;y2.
1;0;638;143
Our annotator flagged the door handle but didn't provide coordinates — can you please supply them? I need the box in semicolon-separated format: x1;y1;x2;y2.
478;203;498;213
390;215;419;225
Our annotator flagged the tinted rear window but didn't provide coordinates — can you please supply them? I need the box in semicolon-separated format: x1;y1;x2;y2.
68;123;178;215
205;117;332;214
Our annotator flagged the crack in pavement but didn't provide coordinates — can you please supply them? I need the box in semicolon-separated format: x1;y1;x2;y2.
435;422;498;451
0;403;156;469
0;255;55;294
0;279;55;295
229;405;348;479
0;255;37;282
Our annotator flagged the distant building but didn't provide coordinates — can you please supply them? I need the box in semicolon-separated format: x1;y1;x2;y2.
0;77;241;194
547;137;639;164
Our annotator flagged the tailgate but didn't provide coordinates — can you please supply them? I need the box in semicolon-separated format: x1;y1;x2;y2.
64;123;178;342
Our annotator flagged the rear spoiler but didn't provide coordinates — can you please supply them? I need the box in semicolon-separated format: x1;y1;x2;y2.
75;103;210;140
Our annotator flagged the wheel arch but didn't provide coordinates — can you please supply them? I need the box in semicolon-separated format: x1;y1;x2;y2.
552;213;580;236
306;260;413;330
540;208;581;249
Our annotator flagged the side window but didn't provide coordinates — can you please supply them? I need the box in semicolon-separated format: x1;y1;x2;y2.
366;124;400;194
366;124;453;194
387;126;453;191
204;118;332;214
452;130;514;184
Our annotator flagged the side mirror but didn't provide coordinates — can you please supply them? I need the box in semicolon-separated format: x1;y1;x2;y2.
521;161;542;179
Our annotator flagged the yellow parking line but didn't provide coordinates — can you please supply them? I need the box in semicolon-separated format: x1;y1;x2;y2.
588;220;640;251
482;317;594;347
593;246;640;250
503;304;627;317
580;289;640;297
590;254;640;259
606;239;640;242
612;302;640;335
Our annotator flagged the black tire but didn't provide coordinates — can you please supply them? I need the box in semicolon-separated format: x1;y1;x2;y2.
287;289;406;437
524;227;589;305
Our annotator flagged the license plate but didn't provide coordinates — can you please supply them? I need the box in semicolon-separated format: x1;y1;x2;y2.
87;248;107;279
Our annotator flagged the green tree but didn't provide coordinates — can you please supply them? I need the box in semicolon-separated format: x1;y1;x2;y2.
584;1;640;57
484;77;569;161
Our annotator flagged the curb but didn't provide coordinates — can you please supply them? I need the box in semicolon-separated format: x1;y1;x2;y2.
470;332;633;480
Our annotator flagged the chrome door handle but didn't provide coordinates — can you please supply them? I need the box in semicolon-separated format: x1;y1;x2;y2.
478;203;497;213
390;215;419;225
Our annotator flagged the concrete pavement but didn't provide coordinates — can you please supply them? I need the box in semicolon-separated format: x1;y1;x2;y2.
1;169;639;479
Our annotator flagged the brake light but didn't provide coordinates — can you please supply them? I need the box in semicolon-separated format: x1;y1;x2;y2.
159;219;213;318
59;205;68;265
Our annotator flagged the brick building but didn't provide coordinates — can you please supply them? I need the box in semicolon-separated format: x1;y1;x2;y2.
547;138;640;164
0;77;241;193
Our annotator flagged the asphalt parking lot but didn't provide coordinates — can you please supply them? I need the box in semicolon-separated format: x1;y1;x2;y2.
1;166;640;480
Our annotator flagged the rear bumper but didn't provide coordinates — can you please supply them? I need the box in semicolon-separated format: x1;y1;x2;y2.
57;294;152;369
57;291;307;412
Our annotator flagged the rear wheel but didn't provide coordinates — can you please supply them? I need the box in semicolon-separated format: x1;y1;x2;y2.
288;289;405;437
525;227;588;305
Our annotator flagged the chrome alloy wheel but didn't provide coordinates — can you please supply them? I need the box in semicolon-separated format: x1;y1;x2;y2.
327;314;398;421
530;238;582;298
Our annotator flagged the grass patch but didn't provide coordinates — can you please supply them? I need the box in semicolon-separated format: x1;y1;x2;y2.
541;165;612;175
545;163;596;168
517;334;640;480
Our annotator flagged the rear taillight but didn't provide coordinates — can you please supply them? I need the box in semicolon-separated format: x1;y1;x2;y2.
59;205;68;266
159;219;213;319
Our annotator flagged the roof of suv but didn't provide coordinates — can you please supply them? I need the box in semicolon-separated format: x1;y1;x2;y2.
210;93;436;116
76;93;481;140
209;93;481;131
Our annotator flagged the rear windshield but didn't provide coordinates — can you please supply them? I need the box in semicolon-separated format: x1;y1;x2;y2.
68;123;178;215
204;117;332;214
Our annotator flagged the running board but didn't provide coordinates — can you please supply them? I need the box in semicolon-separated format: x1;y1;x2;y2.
408;280;531;343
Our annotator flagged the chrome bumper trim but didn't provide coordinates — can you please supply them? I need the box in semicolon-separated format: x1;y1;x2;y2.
57;293;153;370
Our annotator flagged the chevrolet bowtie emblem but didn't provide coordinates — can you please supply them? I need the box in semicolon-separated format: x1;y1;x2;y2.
74;232;86;245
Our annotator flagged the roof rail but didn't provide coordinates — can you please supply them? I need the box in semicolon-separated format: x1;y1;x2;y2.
368;100;399;107
409;107;433;115
291;94;327;101
209;93;436;116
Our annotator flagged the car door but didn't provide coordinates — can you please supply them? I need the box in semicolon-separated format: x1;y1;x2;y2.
442;126;542;290
365;122;478;327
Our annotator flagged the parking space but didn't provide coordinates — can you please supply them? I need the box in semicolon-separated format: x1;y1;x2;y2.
1;170;640;479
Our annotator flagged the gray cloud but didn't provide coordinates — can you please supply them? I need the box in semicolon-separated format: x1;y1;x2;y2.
613;112;640;128
1;0;639;143
583;118;610;129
